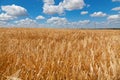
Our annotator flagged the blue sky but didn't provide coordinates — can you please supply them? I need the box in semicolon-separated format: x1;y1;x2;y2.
0;0;120;28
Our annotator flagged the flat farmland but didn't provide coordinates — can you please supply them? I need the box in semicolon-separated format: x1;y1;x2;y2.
0;28;120;80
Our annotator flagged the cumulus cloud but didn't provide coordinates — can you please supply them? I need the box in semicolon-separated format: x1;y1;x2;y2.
36;15;45;20
43;0;55;5
90;11;107;17
0;13;16;21
112;0;120;2
107;14;120;27
46;16;119;28
78;20;90;24
47;17;68;26
70;20;90;27
62;0;85;11
0;20;16;27
0;4;28;21
112;7;120;11
43;4;64;14
0;17;46;27
43;0;85;14
1;4;27;17
81;11;88;15
107;14;120;20
0;21;7;26
46;17;91;28
15;18;39;27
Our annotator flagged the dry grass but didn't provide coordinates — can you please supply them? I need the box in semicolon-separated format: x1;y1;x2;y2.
0;28;120;80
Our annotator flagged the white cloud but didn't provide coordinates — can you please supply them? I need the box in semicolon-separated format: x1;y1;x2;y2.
46;16;119;28
90;11;107;17
15;18;39;27
46;17;91;28
0;13;16;21
112;7;120;11
62;0;85;11
70;20;90;27
107;14;120;20
43;0;85;14
79;20;90;24
43;0;54;5
81;11;88;15
112;0;120;2
0;21;7;26
43;4;64;14
47;17;68;26
1;4;27;17
0;4;28;22
107;14;120;27
36;15;45;20
0;20;15;27
0;18;47;27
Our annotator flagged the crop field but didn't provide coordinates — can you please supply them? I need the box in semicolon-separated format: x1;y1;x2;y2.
0;28;120;80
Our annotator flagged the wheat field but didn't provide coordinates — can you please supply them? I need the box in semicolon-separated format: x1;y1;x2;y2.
0;28;120;80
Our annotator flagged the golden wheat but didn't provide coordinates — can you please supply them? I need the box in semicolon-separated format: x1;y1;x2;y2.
0;28;120;80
